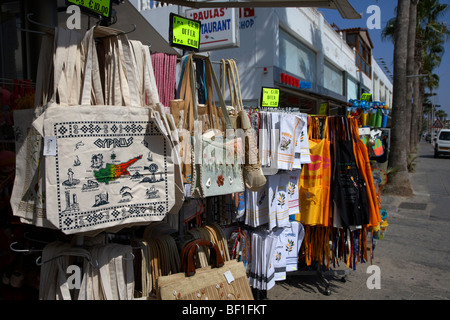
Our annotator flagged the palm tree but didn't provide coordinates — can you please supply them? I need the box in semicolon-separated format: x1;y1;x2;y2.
386;0;413;196
382;0;449;193
416;0;449;140
406;0;418;153
435;110;447;121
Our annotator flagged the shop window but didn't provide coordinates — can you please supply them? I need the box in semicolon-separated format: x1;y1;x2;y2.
324;61;343;96
279;28;317;84
342;29;373;79
347;77;358;101
0;1;24;80
355;40;372;78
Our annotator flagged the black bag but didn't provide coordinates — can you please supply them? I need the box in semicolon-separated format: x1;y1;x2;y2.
330;116;369;228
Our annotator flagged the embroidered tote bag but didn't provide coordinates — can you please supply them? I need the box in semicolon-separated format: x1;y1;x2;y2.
190;56;245;198
32;28;176;234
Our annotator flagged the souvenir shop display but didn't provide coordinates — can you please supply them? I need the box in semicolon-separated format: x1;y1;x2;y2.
4;16;387;300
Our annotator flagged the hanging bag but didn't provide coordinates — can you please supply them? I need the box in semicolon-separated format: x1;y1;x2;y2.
296;116;331;226
190;56;245;198
349;117;381;227
330;116;370;228
31;27;177;235
11;28;83;228
221;59;266;191
157;239;253;300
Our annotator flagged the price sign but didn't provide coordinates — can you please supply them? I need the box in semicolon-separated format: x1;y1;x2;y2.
319;102;329;115
361;93;372;101
261;87;280;108
67;0;111;18
169;13;201;51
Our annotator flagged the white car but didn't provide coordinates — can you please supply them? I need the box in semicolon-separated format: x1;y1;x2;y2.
434;129;450;158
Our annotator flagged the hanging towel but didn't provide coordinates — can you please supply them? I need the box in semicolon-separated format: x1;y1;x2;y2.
285;221;305;272
292;114;306;170
278;114;302;170
268;174;281;230
259;112;270;166
262;112;280;175
276;173;291;227
245;184;269;228
288;170;301;217
272;227;287;281
264;233;277;291
300;113;311;164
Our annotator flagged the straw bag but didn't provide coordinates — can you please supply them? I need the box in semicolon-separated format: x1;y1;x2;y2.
188;55;244;198
32;27;177;234
221;59;266;191
157;239;253;300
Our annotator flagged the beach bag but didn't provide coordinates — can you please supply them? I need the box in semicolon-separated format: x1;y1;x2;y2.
220;59;266;191
11;28;83;228
189;56;244;198
349;117;381;227
157;239;253;300
296;116;331;226
330;116;369;228
32;28;177;234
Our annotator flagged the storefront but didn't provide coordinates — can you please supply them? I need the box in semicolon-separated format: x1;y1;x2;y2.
1;1;390;302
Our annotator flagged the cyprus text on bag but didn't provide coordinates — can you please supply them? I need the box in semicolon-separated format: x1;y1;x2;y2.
31;27;178;235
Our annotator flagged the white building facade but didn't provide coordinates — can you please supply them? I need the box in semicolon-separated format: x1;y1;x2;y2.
131;1;393;113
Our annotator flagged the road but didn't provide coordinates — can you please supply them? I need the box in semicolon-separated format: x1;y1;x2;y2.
265;141;450;300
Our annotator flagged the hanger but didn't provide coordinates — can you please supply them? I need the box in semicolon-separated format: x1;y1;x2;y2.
36;253;99;268
9;230;59;254
95;24;137;39
9;241;43;254
26;13;55;30
16;13;55;35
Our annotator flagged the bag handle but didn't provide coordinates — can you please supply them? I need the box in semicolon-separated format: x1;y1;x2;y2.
203;57;222;130
180;54;196;134
220;59;237;115
80;27;105;106
181;239;225;277
33;33;54;109
228;59;244;113
205;57;233;131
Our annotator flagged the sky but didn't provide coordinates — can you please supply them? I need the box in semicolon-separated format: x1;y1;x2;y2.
318;0;450;116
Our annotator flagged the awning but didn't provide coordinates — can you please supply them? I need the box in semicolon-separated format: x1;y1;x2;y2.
60;1;180;56
155;0;362;19
112;1;180;56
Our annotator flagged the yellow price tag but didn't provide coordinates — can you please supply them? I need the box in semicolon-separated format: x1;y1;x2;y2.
319;102;328;115
261;88;280;108
170;13;201;51
68;0;111;18
361;93;372;101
